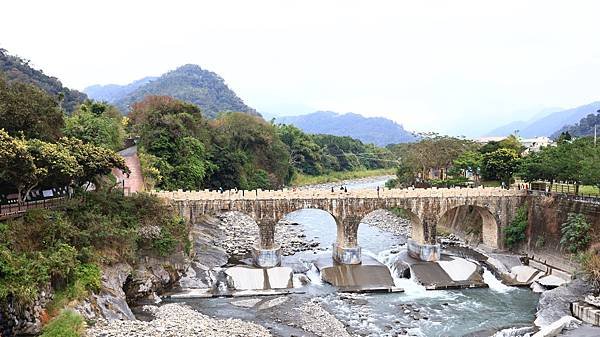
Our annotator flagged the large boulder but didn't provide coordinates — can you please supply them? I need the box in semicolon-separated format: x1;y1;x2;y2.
75;263;135;321
535;279;592;327
124;251;190;304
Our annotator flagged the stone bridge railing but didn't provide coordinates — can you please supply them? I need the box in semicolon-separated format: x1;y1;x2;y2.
154;187;527;266
155;186;524;201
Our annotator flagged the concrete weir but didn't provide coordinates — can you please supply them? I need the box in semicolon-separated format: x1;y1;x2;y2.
314;255;401;293
397;251;487;290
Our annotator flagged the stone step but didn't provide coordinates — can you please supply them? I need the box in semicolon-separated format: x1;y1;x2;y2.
572;301;600;326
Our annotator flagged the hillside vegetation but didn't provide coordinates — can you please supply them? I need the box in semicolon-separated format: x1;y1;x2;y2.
90;64;259;118
0;49;86;113
275;111;416;146
552;112;600;139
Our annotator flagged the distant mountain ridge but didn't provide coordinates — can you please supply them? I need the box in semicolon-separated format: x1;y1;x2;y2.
552;112;600;139
85;64;259;118
0;49;87;113
84;76;157;103
487;102;600;138
274;111;416;146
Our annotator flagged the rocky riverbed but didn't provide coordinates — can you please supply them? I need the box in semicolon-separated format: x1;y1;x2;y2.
86;303;272;337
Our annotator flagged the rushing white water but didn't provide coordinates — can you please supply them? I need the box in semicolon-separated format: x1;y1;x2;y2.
306;264;324;286
483;267;514;293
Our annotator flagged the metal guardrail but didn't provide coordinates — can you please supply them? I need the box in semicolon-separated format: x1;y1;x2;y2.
526;189;600;203
0;197;69;220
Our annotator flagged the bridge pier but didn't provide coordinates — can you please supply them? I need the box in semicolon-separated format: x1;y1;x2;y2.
252;245;282;267
407;239;440;261
254;221;282;267
332;244;362;264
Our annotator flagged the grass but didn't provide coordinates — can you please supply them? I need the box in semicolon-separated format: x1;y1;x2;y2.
291;168;395;186
480;180;501;187
40;310;84;337
549;183;600;196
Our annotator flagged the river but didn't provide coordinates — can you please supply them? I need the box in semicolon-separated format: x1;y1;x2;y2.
172;176;540;337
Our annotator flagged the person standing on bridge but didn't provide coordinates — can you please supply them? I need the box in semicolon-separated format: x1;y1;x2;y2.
331;187;334;193
344;186;348;193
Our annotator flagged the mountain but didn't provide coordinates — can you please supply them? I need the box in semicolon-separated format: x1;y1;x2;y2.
84;76;157;103
86;64;259;118
487;103;600;138
274;111;416;146
0;49;87;113
485;107;561;137
551;112;600;139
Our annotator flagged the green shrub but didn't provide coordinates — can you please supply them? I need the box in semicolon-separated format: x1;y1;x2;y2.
505;205;528;248
580;252;600;292
150;216;188;256
0;190;189;306
40;310;84;337
389;207;411;220
560;213;591;253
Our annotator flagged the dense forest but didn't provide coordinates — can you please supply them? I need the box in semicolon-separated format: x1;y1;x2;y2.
0;49;87;113
129;96;395;191
275;111;417;146
89;64;260;118
552;112;600;139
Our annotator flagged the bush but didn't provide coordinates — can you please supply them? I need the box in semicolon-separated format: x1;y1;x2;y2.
561;213;591;253
580;252;600;292
0;190;188;305
505;205;528;248
40;310;84;337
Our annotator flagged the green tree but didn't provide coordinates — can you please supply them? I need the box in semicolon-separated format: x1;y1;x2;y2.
0;130;80;203
0;76;64;141
63;100;125;151
130;96;215;190
481;148;520;186
58;137;129;189
453;151;483;180
276;124;324;175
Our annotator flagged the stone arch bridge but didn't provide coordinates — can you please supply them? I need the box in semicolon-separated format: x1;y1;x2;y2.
155;188;526;267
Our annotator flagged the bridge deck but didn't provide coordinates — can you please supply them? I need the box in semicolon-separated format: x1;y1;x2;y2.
154;187;526;201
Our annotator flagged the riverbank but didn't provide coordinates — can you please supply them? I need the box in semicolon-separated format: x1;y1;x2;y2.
290;168;395;186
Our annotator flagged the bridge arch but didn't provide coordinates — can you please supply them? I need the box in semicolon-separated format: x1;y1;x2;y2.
436;204;500;248
358;207;422;243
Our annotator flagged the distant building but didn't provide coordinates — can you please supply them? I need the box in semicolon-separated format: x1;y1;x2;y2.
520;136;553;154
475;136;553;154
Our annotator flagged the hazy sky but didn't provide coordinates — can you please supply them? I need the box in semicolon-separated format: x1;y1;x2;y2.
1;1;599;136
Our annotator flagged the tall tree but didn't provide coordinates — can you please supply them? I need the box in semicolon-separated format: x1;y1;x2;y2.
63;100;125;151
0;76;64;141
482;148;520;187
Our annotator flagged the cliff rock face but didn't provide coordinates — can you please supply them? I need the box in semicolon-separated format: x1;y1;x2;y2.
123;251;190;304
1;252;191;336
0;286;52;336
527;195;600;252
76;263;136;322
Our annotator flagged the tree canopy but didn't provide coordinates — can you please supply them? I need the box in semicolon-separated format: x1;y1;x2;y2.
64;100;125;151
0;130;128;203
0;76;64;141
